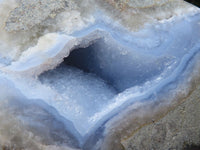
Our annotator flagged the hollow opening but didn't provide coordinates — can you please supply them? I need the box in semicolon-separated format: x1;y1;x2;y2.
38;37;170;135
63;43;120;93
40;38;168;97
62;39;167;93
38;39;123;135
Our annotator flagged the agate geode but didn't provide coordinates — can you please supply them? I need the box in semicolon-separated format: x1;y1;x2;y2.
0;0;200;150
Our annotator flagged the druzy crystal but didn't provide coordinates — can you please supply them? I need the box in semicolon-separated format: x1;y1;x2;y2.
0;0;200;149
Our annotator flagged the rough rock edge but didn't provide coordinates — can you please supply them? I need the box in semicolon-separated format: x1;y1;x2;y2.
123;84;200;150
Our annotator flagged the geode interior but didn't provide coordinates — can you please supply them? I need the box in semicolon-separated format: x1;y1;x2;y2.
0;0;200;150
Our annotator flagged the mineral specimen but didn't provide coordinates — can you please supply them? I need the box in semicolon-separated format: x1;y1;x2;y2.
0;0;200;150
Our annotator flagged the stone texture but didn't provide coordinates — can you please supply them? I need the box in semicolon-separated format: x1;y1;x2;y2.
122;85;200;150
5;0;68;32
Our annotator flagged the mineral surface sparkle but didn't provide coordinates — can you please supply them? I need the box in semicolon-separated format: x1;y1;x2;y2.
0;0;200;150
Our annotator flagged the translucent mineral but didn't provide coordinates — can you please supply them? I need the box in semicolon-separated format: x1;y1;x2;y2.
0;0;200;149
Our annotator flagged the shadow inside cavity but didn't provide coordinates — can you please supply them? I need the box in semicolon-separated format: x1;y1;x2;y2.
63;39;167;93
63;42;120;93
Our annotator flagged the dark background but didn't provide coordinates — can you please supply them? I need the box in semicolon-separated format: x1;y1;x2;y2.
185;0;200;7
